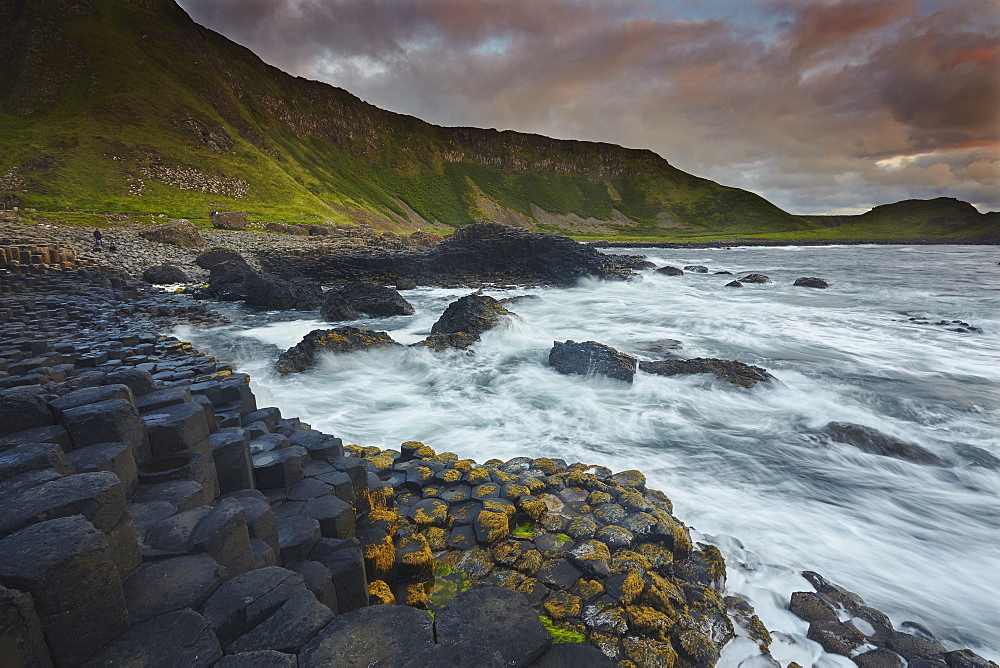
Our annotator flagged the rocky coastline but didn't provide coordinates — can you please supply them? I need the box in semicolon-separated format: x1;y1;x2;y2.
0;219;996;667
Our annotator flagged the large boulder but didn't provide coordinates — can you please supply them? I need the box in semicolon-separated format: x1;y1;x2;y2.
196;247;248;270
335;282;414;317
208;261;255;301
275;328;402;375
139;219;206;248
319;293;361;322
639;358;774;388
430;293;513;338
243;273;322;311
549;340;637;383
822;422;948;466
142;264;189;285
211;211;248;230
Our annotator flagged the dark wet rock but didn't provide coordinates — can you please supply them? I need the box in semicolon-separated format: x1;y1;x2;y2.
945;649;997;668
823;422;948;467
298;603;433;667
123;554;228;623
142;263;189;284
410;332;479;352
138;219;206;248
86;609;222;666
888;630;947;661
243;272;322;311
639;357;774;388
532;642;618;667
725;280;743;288
634;339;683;356
683;265;708;273
656;266;684;276
400;643;506;667
740;274;771;283
0;585;51;668
196;246;248;270
395;277;418;290
275;328;402;375
319;292;361;322
207;261;255;301
856;648;905;668
431;293;513;338
549;340;637;383
807;619;865;656
335;282;414;317
435;585;551;667
715;271;733;275
218;650;298;667
789;591;838;623
228;588;333;654
794;277;829;288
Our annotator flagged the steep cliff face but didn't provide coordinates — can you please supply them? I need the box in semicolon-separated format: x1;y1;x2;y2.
0;0;811;235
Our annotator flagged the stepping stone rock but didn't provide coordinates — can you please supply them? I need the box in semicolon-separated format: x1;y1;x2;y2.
84;608;222;667
67;442;139;498
62;398;150;462
299;603;433;668
229;589;333;654
0;442;74;482
310;539;369;613
123;554;228;624
400;643;506;667
533;642;619;667
0;516;129;667
435;585;551;667
198;566;305;646
0;585;52;668
217;650;298;667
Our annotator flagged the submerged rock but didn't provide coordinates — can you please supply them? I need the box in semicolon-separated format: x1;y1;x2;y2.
656;266;684;276
794;277;829;288
275;327;402;374
549;340;637;383
822;422;948;467
683;265;708;273
410;332;479;352
639;358;774;388
725;281;743;288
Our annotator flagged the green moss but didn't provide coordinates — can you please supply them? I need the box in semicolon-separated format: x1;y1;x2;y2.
554;533;573;543
512;522;539;538
539;615;586;643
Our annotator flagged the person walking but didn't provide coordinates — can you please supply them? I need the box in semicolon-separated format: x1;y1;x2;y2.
92;229;104;251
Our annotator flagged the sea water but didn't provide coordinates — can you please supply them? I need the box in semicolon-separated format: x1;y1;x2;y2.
178;244;1000;663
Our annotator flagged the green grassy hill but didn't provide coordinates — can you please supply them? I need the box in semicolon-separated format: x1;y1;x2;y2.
0;0;994;241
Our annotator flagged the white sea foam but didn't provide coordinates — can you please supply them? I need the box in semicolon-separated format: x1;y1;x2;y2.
179;244;1000;661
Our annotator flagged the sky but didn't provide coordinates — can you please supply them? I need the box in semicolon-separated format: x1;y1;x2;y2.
176;0;1000;215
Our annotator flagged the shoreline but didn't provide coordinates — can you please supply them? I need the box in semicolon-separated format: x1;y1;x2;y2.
0;220;995;666
589;238;998;249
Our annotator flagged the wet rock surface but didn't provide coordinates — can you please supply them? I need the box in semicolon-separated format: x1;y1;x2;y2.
411;292;515;350
549;340;637;383
822;422;949;466
794;276;829;288
639;358;775;388
275;328;402;375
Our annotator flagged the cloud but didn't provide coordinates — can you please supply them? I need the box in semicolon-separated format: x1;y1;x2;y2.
176;0;1000;214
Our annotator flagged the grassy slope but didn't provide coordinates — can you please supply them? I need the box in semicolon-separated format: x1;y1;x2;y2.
0;0;994;241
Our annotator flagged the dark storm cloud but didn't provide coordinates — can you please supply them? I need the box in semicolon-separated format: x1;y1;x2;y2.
177;0;999;214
